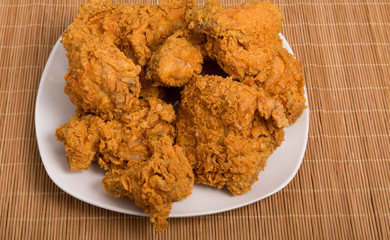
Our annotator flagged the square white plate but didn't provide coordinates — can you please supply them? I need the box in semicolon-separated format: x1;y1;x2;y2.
35;34;309;217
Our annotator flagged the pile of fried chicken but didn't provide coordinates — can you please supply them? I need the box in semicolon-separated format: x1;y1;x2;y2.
55;0;306;232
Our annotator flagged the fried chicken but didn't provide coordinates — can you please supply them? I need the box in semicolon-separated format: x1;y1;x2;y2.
56;97;176;171
102;137;194;232
261;46;307;124
63;39;141;120
57;0;307;232
186;0;284;81
176;75;287;195
56;97;194;231
61;0;117;53
62;0;193;106
62;0;193;65
113;0;194;66
112;0;194;96
146;30;203;87
186;0;306;124
56;114;103;171
242;45;307;124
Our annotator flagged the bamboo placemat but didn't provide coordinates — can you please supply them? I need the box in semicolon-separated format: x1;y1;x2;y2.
1;0;389;239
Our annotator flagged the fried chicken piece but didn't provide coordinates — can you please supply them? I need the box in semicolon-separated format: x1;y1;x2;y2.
61;0;117;53
243;45;306;124
55;97;176;171
146;30;203;87
102;137;194;232
56;97;194;232
176;75;287;195
186;0;306;124
113;0;194;66
64;38;141;120
62;0;193;65
186;0;284;81
261;46;307;124
55;114;102;171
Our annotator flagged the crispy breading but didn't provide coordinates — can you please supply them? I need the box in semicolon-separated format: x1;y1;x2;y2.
186;0;284;80
102;139;194;232
61;0;193;105
262;46;307;124
56;97;194;231
55;114;103;171
146;30;203;87
63;39;141;120
56;97;176;170
113;0;194;66
62;0;193;66
176;75;286;195
185;0;306;123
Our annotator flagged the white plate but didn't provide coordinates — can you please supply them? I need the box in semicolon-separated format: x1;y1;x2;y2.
35;34;309;217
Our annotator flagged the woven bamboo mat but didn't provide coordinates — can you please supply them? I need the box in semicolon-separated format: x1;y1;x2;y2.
1;0;389;239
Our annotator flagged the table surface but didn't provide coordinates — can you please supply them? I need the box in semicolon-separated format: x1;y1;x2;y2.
1;0;389;239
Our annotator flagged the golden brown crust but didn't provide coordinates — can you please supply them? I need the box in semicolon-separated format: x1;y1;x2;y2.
56;98;176;170
102;142;194;232
176;75;286;195
186;0;284;80
64;39;141;120
146;30;203;87
55;114;102;171
55;97;194;232
260;46;307;124
114;0;194;66
185;0;306;124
